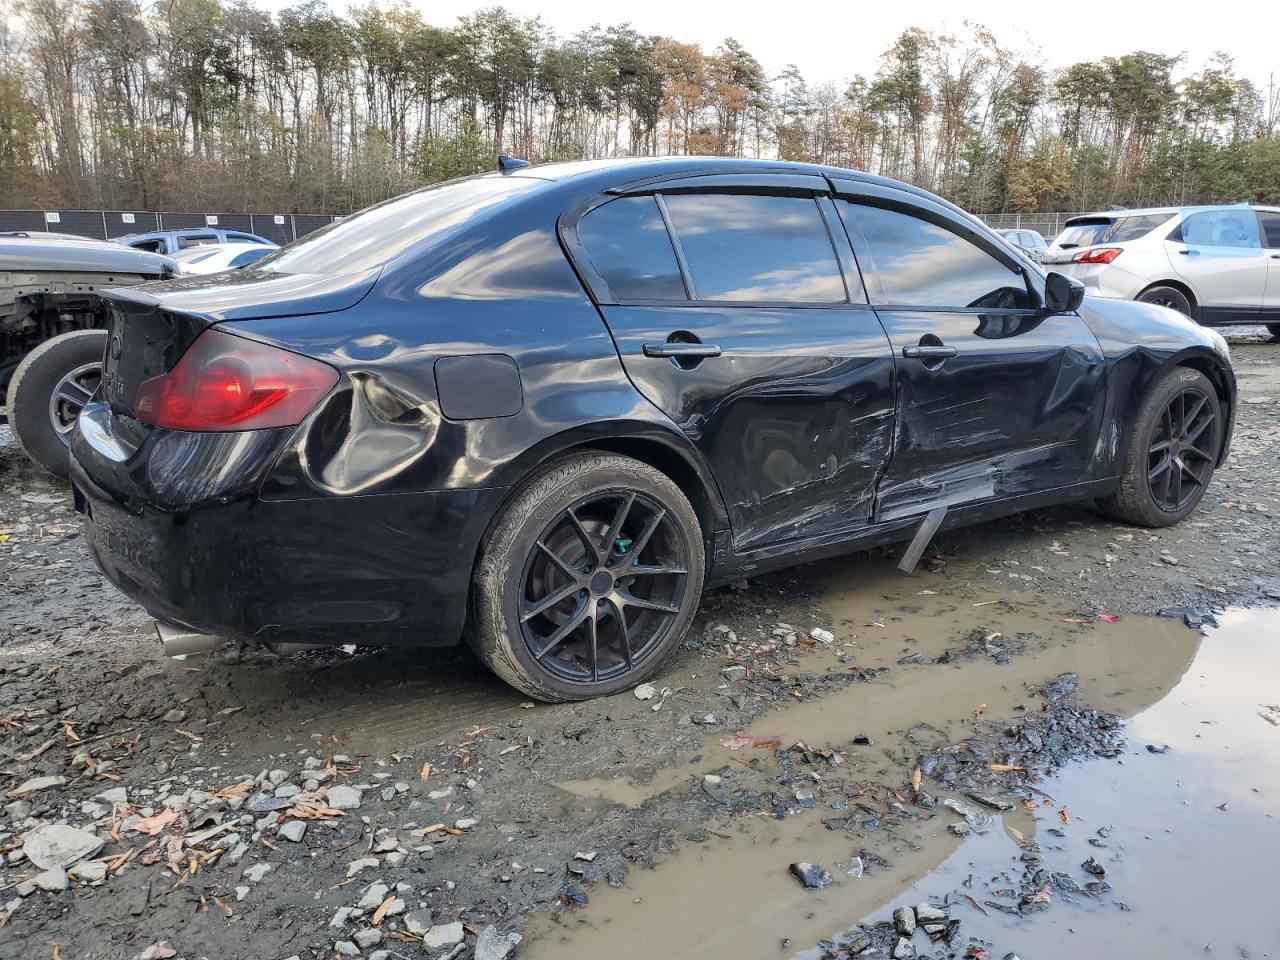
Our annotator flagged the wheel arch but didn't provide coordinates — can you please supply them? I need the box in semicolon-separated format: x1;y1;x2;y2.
1168;349;1235;465
1137;279;1199;315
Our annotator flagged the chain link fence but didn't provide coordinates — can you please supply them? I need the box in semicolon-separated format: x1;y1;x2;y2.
979;212;1079;239
0;209;343;244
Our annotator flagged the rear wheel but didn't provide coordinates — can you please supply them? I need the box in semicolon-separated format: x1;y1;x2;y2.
5;329;106;477
1100;367;1222;527
470;452;704;702
1136;285;1192;317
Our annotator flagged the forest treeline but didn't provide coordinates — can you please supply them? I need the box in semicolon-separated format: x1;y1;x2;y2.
3;0;1279;215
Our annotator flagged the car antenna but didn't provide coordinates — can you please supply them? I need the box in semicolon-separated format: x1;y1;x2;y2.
497;155;531;173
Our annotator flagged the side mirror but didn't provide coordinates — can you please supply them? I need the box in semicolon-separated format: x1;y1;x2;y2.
1044;272;1085;313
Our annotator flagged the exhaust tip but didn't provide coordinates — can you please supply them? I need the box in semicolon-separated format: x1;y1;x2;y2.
154;621;223;658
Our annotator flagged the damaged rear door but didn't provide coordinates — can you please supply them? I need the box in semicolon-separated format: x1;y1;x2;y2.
566;176;897;551
831;180;1106;521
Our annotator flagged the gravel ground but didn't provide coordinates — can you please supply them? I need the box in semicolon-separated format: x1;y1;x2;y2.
1;330;1277;960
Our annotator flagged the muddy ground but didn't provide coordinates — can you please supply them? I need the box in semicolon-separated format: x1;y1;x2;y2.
1;329;1278;960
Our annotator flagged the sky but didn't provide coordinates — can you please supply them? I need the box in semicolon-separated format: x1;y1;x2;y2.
255;0;1277;94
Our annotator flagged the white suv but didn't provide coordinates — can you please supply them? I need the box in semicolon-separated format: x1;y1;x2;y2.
1044;204;1280;338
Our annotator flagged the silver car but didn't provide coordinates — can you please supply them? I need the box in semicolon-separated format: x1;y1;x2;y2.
1043;204;1280;338
996;228;1048;263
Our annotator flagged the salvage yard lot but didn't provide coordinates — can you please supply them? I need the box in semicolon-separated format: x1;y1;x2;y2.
1;329;1279;960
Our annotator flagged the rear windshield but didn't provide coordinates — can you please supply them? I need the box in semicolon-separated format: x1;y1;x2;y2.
256;176;537;276
1055;213;1172;248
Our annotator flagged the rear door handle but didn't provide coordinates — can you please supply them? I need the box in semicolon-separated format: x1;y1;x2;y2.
1178;249;1199;256
643;342;722;359
902;345;958;360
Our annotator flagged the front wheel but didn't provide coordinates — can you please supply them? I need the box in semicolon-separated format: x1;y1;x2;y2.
470;452;705;702
5;329;106;477
1100;367;1222;527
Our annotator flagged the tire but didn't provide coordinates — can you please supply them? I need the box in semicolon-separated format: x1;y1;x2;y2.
5;329;106;477
1100;367;1222;527
1136;285;1193;317
470;452;705;702
1267;323;1280;341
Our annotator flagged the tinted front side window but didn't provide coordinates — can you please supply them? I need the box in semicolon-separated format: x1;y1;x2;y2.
663;193;846;302
849;203;1031;309
577;196;686;301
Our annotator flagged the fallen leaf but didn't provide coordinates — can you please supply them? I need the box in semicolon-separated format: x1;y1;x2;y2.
989;763;1026;773
370;895;395;926
420;761;431;782
720;733;782;751
1096;613;1120;623
961;893;988;916
1061;617;1091;624
133;808;179;836
974;703;986;716
1059;806;1069;824
499;743;524;755
966;948;990;960
911;767;922;792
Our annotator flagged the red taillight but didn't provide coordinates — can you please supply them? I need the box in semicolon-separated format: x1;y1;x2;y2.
1071;247;1123;265
134;329;338;431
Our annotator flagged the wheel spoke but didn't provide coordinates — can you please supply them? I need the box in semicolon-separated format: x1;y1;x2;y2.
1184;410;1216;445
1148;439;1174;454
605;596;633;669
1148;459;1172;482
532;601;590;660
622;508;666;568
586;610;599;682
602;492;636;559
56;379;94;406
520;580;582;623
616;588;679;614
563;508;602;560
1181;394;1207;431
1171;462;1183;506
627;563;688;577
534;539;581;580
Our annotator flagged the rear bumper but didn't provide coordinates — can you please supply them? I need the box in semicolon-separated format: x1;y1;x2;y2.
70;407;495;647
1047;262;1148;301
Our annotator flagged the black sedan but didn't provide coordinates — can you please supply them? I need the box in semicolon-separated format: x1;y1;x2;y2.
70;157;1235;701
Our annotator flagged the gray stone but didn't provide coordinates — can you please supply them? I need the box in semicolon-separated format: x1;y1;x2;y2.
423;921;465;949
35;867;68;892
68;861;107;884
242;863;273;883
267;769;290;786
357;883;389;910
235;886;250;901
278;820;307;843
274;783;302;799
474;924;523;960
915;904;948;924
453;817;477;830
720;665;747;682
788;862;832;890
9;776;68;798
892;906;916;936
162;708;188;723
327;785;363;810
21;824;103;870
892;936;916;959
346;857;379;877
402;909;434;935
96;787;128;805
353;928;384;949
330;906;354;928
333;941;360;957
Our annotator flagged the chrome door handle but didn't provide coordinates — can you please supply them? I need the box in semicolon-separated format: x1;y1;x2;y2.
643;342;722;359
902;345;958;360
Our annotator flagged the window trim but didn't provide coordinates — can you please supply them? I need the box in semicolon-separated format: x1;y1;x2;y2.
563;184;862;308
1259;210;1280;249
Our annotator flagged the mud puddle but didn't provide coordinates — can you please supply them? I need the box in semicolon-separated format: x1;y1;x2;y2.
527;574;1274;959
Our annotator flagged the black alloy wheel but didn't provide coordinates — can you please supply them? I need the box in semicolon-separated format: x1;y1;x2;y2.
470;452;705;702
518;491;689;683
1100;366;1221;527
1146;388;1219;513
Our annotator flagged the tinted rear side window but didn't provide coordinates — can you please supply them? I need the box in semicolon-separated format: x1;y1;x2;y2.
662;193;846;302
1260;212;1280;248
1108;213;1174;242
577;196;686;301
848;203;1032;309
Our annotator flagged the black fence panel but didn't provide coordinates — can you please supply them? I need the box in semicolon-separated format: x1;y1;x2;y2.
293;214;337;237
248;214;292;245
47;210;107;238
211;213;254;234
108;212;161;238
158;212;210;231
0;210;48;234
